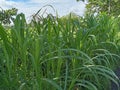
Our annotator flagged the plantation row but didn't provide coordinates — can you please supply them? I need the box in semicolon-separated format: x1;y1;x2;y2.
0;13;120;90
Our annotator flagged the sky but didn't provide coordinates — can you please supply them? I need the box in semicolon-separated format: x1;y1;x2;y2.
0;0;86;20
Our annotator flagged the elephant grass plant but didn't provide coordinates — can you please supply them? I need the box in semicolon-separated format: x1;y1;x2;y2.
0;11;120;90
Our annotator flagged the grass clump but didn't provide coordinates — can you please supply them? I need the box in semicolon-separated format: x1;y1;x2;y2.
0;11;120;90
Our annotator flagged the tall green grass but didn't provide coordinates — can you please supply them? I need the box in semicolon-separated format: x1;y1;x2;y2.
0;12;120;90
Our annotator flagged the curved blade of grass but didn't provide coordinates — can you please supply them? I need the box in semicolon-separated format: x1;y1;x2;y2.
41;78;63;90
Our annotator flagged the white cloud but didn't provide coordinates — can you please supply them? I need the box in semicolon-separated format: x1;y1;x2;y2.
0;0;86;21
0;0;17;9
69;2;86;16
29;0;51;3
29;0;69;4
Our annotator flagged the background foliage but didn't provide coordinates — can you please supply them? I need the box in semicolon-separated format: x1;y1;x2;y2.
77;0;120;16
0;8;18;25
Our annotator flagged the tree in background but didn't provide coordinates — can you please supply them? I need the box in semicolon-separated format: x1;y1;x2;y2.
77;0;120;16
0;7;18;25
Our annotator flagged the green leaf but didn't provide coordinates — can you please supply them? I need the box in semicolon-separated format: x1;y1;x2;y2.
42;78;63;90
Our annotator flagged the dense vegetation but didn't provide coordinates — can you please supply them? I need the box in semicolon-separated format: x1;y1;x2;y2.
77;0;120;16
0;11;120;90
0;7;18;25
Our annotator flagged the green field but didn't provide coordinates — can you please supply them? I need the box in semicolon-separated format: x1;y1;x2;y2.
0;12;120;90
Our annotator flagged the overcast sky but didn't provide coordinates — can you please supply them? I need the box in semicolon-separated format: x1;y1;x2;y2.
0;0;86;19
